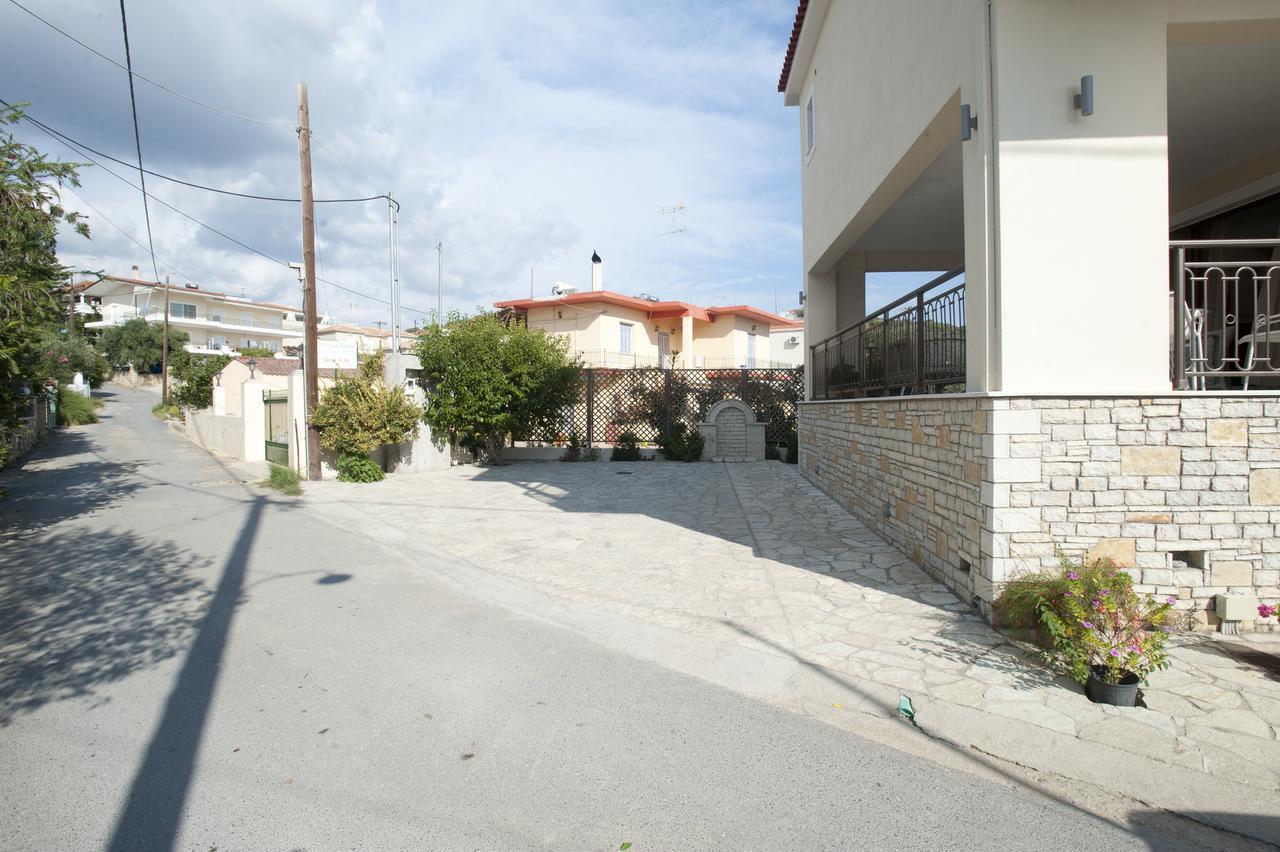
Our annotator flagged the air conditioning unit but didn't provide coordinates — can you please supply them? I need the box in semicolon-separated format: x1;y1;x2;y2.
552;282;577;296
787;335;798;345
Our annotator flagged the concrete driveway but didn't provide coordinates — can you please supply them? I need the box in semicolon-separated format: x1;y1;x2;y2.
2;387;1221;850
304;459;1280;842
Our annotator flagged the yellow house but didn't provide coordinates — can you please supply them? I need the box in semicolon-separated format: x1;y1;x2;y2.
494;291;798;369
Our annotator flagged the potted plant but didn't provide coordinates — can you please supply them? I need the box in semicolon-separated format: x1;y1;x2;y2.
996;557;1174;707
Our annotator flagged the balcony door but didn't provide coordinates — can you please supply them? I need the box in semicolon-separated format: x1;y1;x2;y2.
658;332;670;368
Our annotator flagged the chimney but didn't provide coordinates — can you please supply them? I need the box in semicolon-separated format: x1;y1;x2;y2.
131;265;140;280
590;250;603;292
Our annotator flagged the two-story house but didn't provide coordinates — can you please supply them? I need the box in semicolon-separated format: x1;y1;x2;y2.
782;0;1280;625
78;273;306;356
495;254;797;369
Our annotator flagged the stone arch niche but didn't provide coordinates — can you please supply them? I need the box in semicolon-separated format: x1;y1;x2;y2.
698;398;765;462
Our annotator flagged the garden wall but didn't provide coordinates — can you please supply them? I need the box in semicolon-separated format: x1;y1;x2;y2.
184;410;245;460
800;394;1280;629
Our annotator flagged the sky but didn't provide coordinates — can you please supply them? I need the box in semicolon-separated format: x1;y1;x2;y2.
3;0;817;328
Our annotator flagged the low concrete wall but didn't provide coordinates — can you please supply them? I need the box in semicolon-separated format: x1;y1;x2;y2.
184;410;245;460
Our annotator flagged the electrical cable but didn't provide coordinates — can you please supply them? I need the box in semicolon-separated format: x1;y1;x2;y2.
5;0;295;131
116;0;160;292
59;184;192;281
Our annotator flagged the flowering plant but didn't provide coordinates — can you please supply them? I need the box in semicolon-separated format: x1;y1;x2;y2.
1043;561;1173;685
1260;603;1277;620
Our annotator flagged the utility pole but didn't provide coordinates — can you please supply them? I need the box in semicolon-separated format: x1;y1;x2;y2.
297;82;321;481
436;241;443;326
161;274;171;402
388;192;400;353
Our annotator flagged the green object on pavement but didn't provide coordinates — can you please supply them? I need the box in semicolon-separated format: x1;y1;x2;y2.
897;695;915;720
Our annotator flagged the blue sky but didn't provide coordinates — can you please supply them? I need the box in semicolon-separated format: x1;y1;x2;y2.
4;0;817;325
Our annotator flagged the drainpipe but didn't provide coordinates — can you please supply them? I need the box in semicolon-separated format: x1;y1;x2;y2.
983;0;1002;392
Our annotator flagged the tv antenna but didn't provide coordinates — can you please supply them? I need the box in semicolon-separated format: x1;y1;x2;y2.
657;203;687;294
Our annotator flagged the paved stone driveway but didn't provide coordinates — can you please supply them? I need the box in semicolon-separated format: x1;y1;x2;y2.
306;461;1280;795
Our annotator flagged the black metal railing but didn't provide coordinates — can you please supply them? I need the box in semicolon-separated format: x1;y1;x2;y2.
1172;239;1280;390
810;267;965;400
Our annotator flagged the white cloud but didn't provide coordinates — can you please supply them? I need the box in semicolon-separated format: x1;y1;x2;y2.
4;0;802;326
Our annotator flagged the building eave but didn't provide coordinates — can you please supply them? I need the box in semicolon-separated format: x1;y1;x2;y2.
780;0;829;106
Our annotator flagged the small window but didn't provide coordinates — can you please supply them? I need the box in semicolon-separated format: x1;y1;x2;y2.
619;323;633;355
170;302;197;319
805;91;816;157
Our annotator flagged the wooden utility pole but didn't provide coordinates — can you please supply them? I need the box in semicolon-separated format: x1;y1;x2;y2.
161;275;171;402
297;82;321;481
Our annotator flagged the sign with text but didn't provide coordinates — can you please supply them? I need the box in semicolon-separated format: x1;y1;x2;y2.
316;339;358;371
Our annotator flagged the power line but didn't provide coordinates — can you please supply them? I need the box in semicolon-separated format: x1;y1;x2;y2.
5;0;295;131
26;119;435;317
116;0;160;294
59;183;191;280
4;105;392;205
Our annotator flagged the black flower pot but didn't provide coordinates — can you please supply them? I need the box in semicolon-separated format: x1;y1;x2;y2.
1085;666;1140;706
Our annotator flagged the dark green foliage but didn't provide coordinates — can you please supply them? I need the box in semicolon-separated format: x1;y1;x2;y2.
414;311;582;461
560;432;599;462
0;104;90;440
310;351;420;458
337;453;384;483
785;431;798;464
237;346;275;359
611;430;642;461
170;354;230;410
262;463;302;496
56;387;98;425
37;331;110;388
99;318;188;374
658;423;704;462
765;443;780;461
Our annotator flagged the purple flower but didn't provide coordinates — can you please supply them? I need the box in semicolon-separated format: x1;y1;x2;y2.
1066;571;1079;580
1108;649;1122;657
1165;596;1176;605
1082;621;1094;629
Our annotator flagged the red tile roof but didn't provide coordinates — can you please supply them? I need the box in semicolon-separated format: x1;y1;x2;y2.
495;291;796;329
777;0;810;93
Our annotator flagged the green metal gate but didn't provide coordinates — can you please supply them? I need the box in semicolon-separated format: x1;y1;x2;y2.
264;390;289;466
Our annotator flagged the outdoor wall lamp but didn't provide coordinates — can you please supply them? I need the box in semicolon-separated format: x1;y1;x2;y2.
960;104;978;141
1073;75;1094;116
247;357;257;379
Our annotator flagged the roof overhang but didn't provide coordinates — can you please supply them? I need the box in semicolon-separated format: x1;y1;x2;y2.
780;0;829;106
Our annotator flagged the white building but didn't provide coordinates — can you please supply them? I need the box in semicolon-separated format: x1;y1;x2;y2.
79;273;306;356
782;1;1280;626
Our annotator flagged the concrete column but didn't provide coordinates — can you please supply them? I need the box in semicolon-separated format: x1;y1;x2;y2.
804;268;838;399
241;379;266;462
211;384;226;416
834;251;866;331
681;315;694;367
287;369;308;473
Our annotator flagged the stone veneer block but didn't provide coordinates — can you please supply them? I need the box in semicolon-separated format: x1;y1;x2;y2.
1086;538;1137;568
1120;446;1181;476
1251;469;1280;505
1213;560;1253;586
1207;419;1248;447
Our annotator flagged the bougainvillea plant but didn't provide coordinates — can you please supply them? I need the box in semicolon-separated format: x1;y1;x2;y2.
997;556;1174;686
1260;603;1278;620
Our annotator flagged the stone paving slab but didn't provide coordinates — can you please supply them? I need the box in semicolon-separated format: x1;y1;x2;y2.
303;460;1280;796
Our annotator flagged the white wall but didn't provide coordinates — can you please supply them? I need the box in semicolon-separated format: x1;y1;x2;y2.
184;410;246;460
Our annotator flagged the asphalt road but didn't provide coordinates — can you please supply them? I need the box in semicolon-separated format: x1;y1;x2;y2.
0;388;1235;850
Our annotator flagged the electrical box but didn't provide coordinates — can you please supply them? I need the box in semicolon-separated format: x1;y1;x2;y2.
1215;594;1259;621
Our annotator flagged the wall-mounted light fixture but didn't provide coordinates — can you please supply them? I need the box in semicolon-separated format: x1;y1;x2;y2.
557;310;563;319
960;104;978;142
247;357;257;379
1073;75;1094;116
751;324;757;332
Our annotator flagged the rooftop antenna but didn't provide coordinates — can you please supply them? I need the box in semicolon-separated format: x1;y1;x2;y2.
657;203;687;296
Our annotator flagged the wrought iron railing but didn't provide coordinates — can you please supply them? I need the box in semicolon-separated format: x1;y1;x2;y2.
810;267;965;400
1171;239;1280;390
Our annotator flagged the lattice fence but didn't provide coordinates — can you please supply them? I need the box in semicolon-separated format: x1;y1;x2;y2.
519;366;803;445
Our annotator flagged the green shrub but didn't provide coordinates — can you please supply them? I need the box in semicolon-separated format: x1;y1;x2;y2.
151;401;180;421
57;387;98;425
337;453;384;482
561;432;599;462
658;423;704;462
764;443;780;461
311;351;420;457
611;431;642;461
171;354;231;410
785;431;798;464
262;463;302;496
237;346;276;359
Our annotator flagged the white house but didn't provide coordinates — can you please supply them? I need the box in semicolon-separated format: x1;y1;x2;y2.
79;273;306;356
782;0;1280;626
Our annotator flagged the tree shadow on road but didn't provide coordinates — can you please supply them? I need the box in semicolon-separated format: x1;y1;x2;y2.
0;526;211;725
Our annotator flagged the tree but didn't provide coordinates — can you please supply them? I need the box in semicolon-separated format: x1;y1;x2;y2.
310;351;420;478
170;354;230;410
98;318;188;374
413;310;583;460
0;103;89;445
35;329;110;388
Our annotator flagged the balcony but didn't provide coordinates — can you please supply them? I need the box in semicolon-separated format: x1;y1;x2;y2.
84;303;290;336
810;268;966;400
1172;239;1280;391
